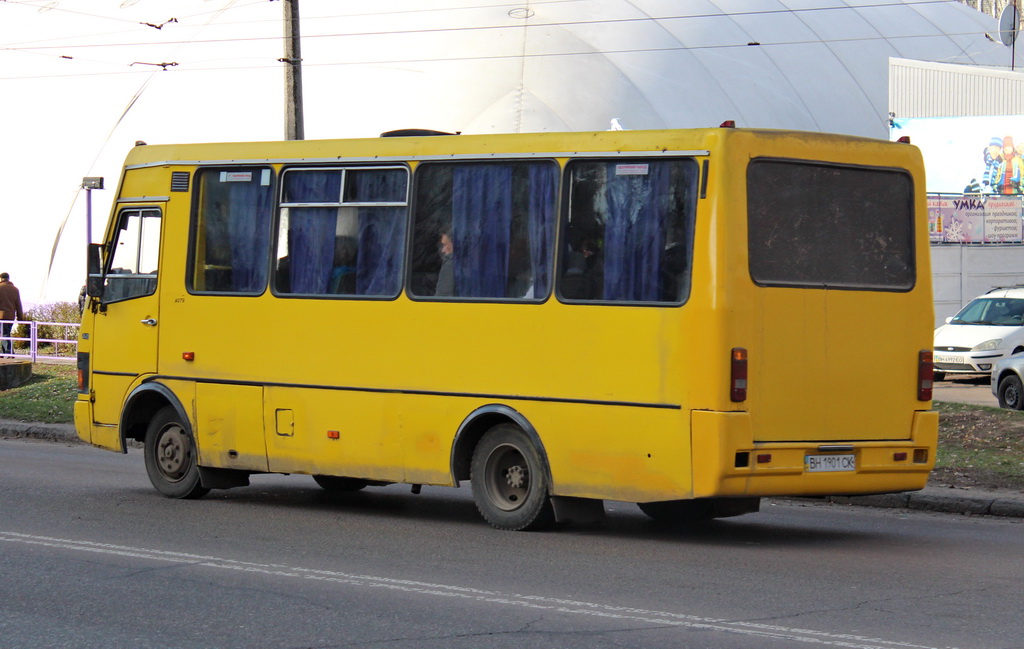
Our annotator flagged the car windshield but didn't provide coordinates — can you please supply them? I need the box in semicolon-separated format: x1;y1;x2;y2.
951;297;1024;326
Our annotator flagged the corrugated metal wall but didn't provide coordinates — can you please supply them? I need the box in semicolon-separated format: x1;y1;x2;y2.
890;58;1024;118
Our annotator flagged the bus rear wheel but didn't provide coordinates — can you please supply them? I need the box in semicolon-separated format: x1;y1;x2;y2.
143;406;210;499
638;499;714;523
638;497;760;523
470;424;555;531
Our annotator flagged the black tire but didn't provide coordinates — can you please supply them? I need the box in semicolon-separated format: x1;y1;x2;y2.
143;406;209;499
998;374;1024;410
470;424;555;531
637;499;714;523
312;475;368;492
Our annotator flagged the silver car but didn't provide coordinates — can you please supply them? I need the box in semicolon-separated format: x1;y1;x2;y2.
992;354;1024;409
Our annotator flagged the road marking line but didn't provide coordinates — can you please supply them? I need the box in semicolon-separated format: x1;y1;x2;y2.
0;531;949;649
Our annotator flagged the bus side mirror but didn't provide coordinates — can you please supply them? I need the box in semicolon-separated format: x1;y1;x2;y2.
86;243;105;298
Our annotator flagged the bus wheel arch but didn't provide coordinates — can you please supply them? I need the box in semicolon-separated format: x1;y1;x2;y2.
450;405;551;485
121;382;189;447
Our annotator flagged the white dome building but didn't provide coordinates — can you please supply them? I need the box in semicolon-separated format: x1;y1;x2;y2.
302;1;1024;139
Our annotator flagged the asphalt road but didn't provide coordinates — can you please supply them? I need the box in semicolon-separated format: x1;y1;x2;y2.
1;439;1022;649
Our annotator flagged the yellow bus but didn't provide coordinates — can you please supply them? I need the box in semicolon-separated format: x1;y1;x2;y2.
75;126;938;530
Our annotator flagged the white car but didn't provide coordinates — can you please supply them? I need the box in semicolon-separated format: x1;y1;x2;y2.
992;355;1024;409
934;287;1024;380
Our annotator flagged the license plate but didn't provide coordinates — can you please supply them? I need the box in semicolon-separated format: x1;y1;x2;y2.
805;454;856;473
934;354;964;364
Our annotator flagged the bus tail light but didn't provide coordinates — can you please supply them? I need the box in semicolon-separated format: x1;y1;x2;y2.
731;347;748;402
918;350;933;401
77;352;89;394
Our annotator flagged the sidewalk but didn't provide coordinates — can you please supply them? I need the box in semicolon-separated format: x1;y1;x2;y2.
2;417;1022;519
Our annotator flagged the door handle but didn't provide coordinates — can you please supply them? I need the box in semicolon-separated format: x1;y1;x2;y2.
141;318;158;326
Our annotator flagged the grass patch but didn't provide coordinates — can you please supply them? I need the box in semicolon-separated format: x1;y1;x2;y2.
0;363;76;424
933;401;1024;491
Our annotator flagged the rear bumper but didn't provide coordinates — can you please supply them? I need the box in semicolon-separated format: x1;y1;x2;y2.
691;410;938;498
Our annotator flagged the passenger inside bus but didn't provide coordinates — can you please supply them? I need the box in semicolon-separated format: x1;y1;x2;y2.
435;229;454;296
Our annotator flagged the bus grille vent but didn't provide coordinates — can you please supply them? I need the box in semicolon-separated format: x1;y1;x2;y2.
170;171;190;192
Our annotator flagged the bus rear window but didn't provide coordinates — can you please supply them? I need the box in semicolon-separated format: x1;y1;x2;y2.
747;160;915;291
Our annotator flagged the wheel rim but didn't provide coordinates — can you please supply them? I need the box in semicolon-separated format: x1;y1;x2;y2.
1006;384;1020;408
155;423;191;483
483;443;530;512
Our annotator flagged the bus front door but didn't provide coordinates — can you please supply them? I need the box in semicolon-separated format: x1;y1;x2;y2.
89;207;163;451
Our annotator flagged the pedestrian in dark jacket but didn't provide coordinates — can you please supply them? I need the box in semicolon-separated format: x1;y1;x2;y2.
0;272;25;355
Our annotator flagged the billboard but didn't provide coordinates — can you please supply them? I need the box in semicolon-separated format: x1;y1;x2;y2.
928;196;1023;243
892;116;1024;195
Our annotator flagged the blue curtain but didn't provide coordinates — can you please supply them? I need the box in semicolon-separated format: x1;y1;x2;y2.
602;163;667;301
287;171;341;293
355;171;406;295
527;165;556;297
452;165;513;298
225;174;273;292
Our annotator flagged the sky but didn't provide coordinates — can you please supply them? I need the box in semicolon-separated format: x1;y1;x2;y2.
1;0;570;308
1;0;294;307
2;0;482;307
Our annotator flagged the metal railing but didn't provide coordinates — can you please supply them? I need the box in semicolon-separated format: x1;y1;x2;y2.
0;320;79;362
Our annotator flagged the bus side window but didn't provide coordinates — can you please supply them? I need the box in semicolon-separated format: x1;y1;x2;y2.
103;208;161;303
559;159;697;304
275;167;407;298
409;161;557;300
189;168;274;295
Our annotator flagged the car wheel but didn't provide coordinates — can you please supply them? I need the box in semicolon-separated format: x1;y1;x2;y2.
998;374;1024;410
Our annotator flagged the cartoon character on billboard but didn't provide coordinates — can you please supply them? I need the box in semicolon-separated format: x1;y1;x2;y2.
982;136;1003;192
994;136;1024;195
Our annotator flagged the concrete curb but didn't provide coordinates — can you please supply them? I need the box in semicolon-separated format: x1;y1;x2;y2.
0;419;78;444
4;419;1023;519
825;490;1024;519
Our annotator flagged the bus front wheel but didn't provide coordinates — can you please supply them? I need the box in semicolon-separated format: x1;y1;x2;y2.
143;406;210;499
470;424;555;531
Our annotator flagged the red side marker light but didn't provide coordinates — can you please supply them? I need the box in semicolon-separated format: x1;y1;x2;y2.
756;454;772;464
720;120;736;128
327;430;340;440
893;452;908;462
731;347;748;402
182;351;195;362
897;136;911;144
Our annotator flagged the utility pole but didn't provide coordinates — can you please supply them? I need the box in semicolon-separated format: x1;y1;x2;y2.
283;0;304;140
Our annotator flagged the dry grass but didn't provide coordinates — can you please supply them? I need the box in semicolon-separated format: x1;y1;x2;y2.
933;401;1024;490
